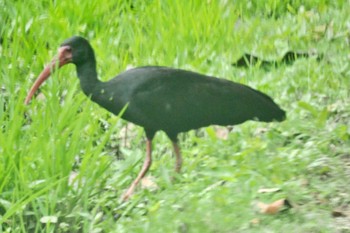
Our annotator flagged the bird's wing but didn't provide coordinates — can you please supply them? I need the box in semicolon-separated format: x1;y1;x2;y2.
105;67;284;137
125;71;261;133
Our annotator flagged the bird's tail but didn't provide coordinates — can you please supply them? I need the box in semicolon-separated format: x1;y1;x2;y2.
250;88;286;122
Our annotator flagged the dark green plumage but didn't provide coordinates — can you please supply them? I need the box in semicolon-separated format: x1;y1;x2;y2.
27;36;286;200
61;36;285;141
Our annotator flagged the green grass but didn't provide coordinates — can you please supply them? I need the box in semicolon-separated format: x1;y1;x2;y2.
1;0;350;232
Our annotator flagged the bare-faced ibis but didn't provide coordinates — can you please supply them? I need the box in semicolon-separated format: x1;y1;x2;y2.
25;36;286;200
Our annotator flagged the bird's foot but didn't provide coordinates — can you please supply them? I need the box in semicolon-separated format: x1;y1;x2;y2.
121;184;136;201
174;159;182;173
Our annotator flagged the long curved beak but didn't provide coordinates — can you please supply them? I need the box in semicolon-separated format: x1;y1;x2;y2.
24;45;73;104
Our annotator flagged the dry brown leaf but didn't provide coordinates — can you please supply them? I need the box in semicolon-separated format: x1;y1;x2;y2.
258;188;281;193
214;126;229;140
250;218;260;226
257;198;290;215
141;176;159;191
36;92;46;102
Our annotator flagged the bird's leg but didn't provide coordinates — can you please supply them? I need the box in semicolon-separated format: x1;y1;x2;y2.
121;139;152;201
172;141;182;173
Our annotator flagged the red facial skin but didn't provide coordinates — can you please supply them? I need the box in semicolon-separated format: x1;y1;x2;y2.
24;46;72;104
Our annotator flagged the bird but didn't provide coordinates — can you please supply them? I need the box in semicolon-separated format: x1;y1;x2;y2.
25;36;286;201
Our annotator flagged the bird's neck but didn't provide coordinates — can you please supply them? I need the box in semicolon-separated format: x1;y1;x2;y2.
76;62;101;96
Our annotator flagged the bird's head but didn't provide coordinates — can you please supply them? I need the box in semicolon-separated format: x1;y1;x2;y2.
60;36;95;66
24;36;94;104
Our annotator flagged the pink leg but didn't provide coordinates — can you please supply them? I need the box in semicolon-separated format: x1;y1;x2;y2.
172;141;182;173
121;139;152;201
